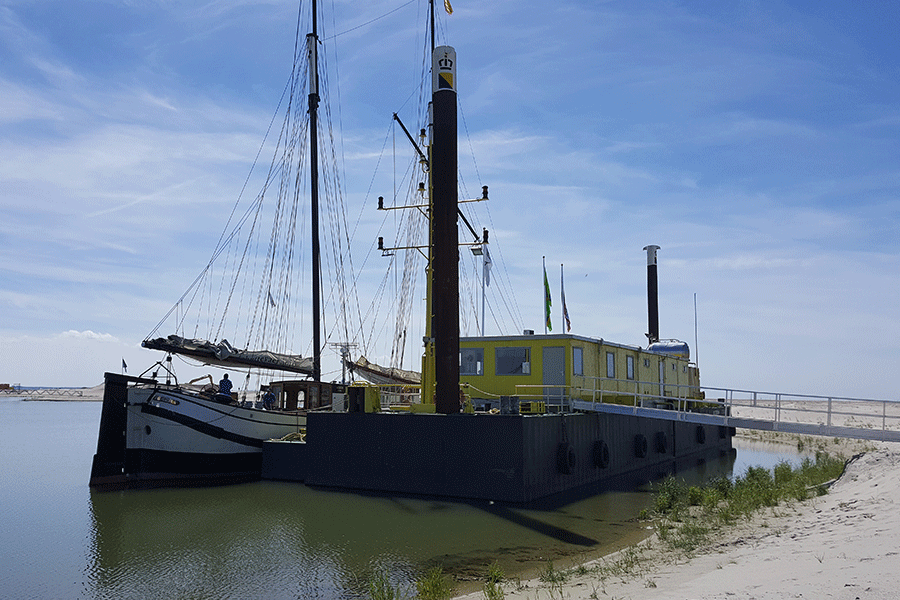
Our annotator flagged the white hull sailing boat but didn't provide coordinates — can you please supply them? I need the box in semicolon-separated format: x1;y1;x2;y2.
90;0;353;490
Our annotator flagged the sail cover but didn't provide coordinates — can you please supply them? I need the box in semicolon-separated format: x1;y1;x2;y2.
345;355;421;386
143;335;314;376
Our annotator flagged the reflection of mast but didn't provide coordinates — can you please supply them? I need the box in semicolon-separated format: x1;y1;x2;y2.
309;0;322;381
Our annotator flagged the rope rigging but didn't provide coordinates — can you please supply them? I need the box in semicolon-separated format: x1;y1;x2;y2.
143;0;363;387
142;0;526;385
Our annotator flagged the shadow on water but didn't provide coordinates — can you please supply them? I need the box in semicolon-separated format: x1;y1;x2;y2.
85;447;740;599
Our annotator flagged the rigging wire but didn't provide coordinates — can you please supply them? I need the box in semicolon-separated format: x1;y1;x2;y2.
321;0;416;41
146;0;527;381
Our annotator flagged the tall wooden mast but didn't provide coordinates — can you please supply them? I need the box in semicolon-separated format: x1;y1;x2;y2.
431;45;459;414
309;0;322;381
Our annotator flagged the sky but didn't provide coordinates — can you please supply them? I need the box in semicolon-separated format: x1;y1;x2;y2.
1;0;898;401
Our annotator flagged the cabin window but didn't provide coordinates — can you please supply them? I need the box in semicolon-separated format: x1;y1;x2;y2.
573;347;583;376
626;355;635;380
495;347;531;376
606;352;615;378
643;358;650;368
460;348;484;375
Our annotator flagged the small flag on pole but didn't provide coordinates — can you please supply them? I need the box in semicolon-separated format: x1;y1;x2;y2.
444;0;453;14
122;359;127;373
483;246;492;287
561;264;571;332
268;290;276;308
543;258;552;332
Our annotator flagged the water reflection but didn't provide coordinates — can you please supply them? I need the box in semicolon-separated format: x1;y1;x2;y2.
85;449;742;598
5;401;800;599
87;477;670;599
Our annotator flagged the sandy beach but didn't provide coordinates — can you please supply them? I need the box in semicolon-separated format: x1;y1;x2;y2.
454;439;900;600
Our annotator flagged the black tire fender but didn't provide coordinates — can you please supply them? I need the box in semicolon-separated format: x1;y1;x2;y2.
592;440;610;469
557;442;576;474
634;434;648;458
654;431;667;454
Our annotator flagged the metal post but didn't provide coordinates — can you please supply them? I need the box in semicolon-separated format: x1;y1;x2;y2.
481;250;486;336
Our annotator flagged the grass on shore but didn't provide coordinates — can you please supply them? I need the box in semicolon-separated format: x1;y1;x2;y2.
367;566;455;600
648;450;847;553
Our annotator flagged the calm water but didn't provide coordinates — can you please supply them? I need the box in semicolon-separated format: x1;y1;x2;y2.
0;398;791;599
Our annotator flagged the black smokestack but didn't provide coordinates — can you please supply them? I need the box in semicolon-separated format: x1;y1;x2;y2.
644;245;660;344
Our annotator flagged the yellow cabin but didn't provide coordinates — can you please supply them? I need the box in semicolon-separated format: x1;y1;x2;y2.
459;333;701;411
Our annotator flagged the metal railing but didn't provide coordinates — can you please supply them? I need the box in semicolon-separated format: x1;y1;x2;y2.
513;375;704;413
702;387;900;439
512;384;571;412
571;383;900;443
368;384;421;410
354;378;900;441
570;375;703;406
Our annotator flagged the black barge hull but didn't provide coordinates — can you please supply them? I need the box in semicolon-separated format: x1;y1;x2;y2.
263;411;734;503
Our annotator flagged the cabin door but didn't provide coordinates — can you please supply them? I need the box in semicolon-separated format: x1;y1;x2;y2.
658;359;665;399
542;346;565;410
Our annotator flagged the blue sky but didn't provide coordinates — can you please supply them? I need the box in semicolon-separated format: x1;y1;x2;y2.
1;0;898;400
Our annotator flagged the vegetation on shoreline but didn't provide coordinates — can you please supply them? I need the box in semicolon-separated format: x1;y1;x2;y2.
647;451;846;554
368;566;455;600
365;447;850;600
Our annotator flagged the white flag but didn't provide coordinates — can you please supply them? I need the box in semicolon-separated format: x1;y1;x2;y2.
483;246;492;287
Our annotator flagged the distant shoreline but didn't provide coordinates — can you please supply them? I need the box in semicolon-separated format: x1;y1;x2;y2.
1;384;105;402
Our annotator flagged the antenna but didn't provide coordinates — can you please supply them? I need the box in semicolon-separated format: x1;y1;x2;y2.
693;292;699;368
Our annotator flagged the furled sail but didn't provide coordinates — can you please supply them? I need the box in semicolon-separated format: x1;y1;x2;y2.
345;355;421;386
143;335;314;376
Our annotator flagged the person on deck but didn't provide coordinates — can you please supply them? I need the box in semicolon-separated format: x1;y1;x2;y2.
262;387;276;410
218;374;233;400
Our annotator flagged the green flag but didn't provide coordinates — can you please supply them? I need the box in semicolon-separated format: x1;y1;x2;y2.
543;263;552;331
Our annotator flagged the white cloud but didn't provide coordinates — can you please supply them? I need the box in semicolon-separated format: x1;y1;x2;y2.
0;0;899;402
58;330;119;342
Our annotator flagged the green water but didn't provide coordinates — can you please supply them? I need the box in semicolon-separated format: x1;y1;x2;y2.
0;398;771;599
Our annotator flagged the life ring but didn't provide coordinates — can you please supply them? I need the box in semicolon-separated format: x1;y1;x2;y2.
696;425;706;444
654;431;667;454
592;440;610;469
634;434;648;458
557;442;576;474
